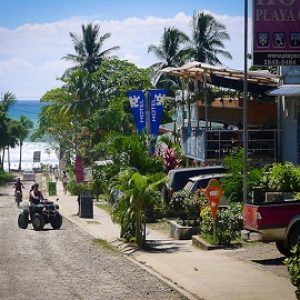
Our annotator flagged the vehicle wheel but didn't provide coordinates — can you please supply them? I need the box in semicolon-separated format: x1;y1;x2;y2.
32;213;45;231
50;213;62;230
275;241;290;257
289;226;300;253
18;213;28;229
16;192;22;208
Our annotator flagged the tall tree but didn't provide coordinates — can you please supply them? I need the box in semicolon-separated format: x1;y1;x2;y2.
16;116;33;171
0;91;16;170
63;23;120;75
1;91;16;111
148;27;189;87
187;11;232;65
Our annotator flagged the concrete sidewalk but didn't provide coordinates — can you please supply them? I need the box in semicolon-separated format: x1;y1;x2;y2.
48;179;296;300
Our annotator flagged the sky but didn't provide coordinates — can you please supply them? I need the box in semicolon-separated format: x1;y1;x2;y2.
0;0;249;99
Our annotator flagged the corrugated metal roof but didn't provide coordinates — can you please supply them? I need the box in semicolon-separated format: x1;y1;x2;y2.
267;85;300;96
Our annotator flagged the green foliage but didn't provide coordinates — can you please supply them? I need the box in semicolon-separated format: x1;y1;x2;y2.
0;171;13;186
284;245;300;299
110;170;165;248
266;162;300;192
169;190;200;224
221;148;263;202
200;203;242;245
67;179;89;196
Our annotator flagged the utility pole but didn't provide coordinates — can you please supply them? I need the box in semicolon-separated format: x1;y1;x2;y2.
243;0;249;204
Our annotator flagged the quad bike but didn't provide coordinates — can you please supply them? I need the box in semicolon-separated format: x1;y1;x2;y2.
15;190;22;208
18;199;62;231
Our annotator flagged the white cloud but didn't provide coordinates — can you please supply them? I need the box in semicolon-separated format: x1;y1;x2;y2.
0;12;245;99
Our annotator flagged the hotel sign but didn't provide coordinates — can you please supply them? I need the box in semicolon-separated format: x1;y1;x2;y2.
253;0;300;66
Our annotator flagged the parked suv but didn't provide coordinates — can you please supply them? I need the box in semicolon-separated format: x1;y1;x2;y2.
183;173;229;206
164;165;226;202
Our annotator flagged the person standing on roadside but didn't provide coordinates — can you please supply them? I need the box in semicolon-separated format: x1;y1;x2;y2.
54;168;59;181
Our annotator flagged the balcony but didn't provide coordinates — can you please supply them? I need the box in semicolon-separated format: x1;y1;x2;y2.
181;128;279;163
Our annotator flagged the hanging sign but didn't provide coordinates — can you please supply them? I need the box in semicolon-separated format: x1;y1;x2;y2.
127;90;146;133
253;0;300;66
148;89;166;137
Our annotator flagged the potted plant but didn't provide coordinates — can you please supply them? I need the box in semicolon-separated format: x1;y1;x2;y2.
169;190;200;240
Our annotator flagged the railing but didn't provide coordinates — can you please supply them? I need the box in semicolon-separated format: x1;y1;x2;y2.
205;129;279;161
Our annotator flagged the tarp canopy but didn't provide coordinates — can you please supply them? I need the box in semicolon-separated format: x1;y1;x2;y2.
161;62;279;94
267;85;300;97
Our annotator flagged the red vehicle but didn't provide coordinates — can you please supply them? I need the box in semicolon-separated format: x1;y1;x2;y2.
243;197;300;256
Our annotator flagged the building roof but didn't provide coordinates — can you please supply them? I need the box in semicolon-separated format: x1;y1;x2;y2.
267;85;300;96
161;62;279;94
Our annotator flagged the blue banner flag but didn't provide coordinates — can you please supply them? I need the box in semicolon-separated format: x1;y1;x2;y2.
148;89;166;137
127;90;146;133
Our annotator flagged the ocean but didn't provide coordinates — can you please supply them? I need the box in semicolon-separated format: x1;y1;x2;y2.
4;100;59;171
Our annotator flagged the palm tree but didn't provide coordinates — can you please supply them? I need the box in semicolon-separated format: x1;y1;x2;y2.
16;116;33;171
187;11;232;65
148;27;189;87
0;91;16;170
63;23;120;75
1;91;16;111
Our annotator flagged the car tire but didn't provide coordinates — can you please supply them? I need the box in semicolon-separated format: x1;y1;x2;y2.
50;213;62;230
32;213;45;231
18;213;29;229
275;241;290;257
289;226;300;254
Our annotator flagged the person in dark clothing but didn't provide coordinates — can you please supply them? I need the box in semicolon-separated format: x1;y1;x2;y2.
29;183;44;219
14;178;24;196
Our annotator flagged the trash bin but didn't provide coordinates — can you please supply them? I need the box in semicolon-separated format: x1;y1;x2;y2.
79;190;93;218
48;182;57;196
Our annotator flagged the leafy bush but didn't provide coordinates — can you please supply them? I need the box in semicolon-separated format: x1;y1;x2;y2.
169;190;200;224
0;171;13;185
67;179;89;195
200;203;242;245
221;148;263;202
266;162;300;192
284;245;300;299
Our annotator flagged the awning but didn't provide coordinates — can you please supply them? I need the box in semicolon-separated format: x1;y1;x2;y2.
267;85;300;96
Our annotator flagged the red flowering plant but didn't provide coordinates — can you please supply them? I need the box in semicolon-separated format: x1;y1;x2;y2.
162;144;181;172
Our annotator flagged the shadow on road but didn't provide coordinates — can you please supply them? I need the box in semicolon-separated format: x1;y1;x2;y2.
143;239;192;253
251;257;285;266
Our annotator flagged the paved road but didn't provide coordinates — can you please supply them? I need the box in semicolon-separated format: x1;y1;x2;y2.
0;184;186;300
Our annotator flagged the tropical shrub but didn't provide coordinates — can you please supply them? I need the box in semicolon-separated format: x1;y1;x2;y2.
221;148;263;202
169;190;200;224
0;171;13;185
200;203;242;245
110;170;165;248
266;162;300;192
284;245;300;300
67;179;89;195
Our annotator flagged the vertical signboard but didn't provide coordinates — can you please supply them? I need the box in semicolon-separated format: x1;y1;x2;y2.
33;151;41;162
181;127;206;161
281;66;300;84
75;155;84;183
127;90;146;133
148;89;166;137
253;0;300;66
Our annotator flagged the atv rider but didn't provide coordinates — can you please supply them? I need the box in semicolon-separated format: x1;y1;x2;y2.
29;183;44;205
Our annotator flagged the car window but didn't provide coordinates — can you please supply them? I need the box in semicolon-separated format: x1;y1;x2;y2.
183;181;194;192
